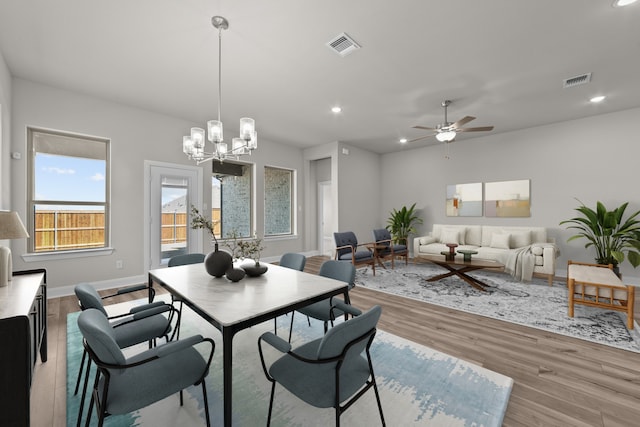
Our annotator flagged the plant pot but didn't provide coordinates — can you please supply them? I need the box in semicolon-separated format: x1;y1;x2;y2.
225;267;246;282
242;263;268;277
204;244;233;278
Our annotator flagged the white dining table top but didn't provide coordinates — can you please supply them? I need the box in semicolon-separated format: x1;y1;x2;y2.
148;262;348;327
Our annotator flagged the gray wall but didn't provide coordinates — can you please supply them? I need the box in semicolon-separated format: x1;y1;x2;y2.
0;49;11;210
380;107;640;282
9;78;305;290
337;143;381;243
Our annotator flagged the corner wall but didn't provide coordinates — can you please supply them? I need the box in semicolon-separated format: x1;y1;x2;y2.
380;107;640;282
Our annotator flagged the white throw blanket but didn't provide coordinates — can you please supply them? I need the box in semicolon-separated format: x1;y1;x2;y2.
501;246;536;282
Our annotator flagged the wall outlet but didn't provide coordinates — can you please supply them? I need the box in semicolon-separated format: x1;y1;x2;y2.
116;260;123;269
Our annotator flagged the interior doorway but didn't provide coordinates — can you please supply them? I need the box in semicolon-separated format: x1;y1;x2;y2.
318;180;334;257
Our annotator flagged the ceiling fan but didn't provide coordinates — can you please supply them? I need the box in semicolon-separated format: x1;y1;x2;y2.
409;100;494;143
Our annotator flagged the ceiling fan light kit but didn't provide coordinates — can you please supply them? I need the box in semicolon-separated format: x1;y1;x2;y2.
408;99;494;144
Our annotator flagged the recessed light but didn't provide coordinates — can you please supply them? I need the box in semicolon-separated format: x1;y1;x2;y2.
590;95;606;103
613;0;637;7
399;138;408;144
331;106;342;113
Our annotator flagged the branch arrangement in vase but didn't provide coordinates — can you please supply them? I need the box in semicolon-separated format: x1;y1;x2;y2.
223;229;266;266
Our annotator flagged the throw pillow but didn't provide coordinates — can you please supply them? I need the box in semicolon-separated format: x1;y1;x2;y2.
440;229;460;245
510;231;531;248
442;227;466;245
490;233;511;249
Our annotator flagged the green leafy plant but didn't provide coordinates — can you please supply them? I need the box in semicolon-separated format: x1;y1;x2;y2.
560;199;640;268
386;203;423;245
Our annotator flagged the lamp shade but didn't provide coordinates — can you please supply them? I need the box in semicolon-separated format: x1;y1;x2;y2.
0;211;29;240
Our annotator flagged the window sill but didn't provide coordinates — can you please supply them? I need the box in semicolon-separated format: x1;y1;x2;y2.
264;235;299;242
22;247;115;262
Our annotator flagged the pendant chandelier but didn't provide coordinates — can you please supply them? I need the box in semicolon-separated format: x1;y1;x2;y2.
182;16;257;164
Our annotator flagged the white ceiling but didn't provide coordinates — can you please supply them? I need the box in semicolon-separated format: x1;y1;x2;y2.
1;0;639;154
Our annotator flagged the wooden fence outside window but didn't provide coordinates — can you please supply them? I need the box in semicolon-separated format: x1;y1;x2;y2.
34;209;221;252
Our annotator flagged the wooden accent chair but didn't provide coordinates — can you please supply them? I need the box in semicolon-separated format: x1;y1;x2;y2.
372;228;409;269
567;260;635;329
333;231;376;275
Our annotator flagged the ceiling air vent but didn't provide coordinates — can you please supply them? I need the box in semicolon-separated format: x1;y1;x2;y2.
563;72;592;88
326;32;361;57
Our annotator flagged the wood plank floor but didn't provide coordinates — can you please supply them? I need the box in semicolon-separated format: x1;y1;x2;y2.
31;256;640;427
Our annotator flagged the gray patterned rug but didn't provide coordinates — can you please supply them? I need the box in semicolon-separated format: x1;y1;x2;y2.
355;262;640;353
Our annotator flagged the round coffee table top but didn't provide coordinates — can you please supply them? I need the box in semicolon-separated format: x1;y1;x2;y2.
457;250;478;255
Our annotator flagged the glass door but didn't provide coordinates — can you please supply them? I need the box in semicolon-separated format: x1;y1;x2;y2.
145;162;202;270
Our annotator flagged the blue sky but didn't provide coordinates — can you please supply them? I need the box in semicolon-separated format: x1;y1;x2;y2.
35;154;105;205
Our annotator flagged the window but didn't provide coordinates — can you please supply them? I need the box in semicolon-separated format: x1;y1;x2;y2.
28;128;109;253
264;166;294;236
212;160;253;239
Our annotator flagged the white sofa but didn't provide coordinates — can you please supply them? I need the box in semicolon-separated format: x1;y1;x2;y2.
413;224;558;284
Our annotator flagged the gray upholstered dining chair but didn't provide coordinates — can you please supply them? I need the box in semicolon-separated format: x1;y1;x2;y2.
259;305;386;427
373;228;409;268
73;283;180;426
77;308;215;427
288;260;361;342
168;252;205;267
279;252;307;272
333;231;376;275
274;253;307;336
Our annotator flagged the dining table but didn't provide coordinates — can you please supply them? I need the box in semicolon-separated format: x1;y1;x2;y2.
148;262;349;427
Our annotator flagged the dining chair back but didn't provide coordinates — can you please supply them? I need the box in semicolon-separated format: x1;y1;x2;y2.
168;253;205;267
77;309;214;427
259;305;385;427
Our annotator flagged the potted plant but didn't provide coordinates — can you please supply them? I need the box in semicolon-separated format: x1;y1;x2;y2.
560;199;640;271
223;229;267;276
190;205;232;277
386;203;423;246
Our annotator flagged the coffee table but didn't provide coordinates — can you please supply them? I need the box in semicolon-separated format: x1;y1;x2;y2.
416;253;504;291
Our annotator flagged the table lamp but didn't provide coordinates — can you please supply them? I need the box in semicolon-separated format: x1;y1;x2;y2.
0;211;30;287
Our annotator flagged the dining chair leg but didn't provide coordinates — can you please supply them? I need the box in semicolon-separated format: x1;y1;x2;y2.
74;350;87;395
77;358;93;427
288;312;295;343
201;380;211;427
266;382;276;427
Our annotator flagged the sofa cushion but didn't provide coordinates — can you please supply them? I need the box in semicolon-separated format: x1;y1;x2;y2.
418;243;479;255
490;233;511;249
440;229;461;245
433;225;467;245
510;231;531;248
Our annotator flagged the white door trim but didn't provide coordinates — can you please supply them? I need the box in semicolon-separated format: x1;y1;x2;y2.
143;161;203;271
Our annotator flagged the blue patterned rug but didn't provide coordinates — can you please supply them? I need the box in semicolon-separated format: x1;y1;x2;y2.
67;300;512;426
355;263;640;353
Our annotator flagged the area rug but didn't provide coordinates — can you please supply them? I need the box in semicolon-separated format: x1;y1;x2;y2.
67;301;513;427
355;263;640;352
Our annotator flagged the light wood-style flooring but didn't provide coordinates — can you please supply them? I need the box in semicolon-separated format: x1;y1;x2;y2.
31;256;640;426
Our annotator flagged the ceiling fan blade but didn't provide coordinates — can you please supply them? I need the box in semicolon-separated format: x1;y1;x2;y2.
457;126;494;132
451;116;476;129
407;134;435;143
412;125;437;131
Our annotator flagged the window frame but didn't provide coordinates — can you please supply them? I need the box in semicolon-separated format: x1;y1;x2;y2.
26;127;111;255
264;165;295;238
211;160;255;240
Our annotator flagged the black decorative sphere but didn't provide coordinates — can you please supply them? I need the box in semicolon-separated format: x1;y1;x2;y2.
204;244;233;278
225;268;246;282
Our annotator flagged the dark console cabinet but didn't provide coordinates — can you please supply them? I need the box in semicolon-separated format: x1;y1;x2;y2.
0;269;47;427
